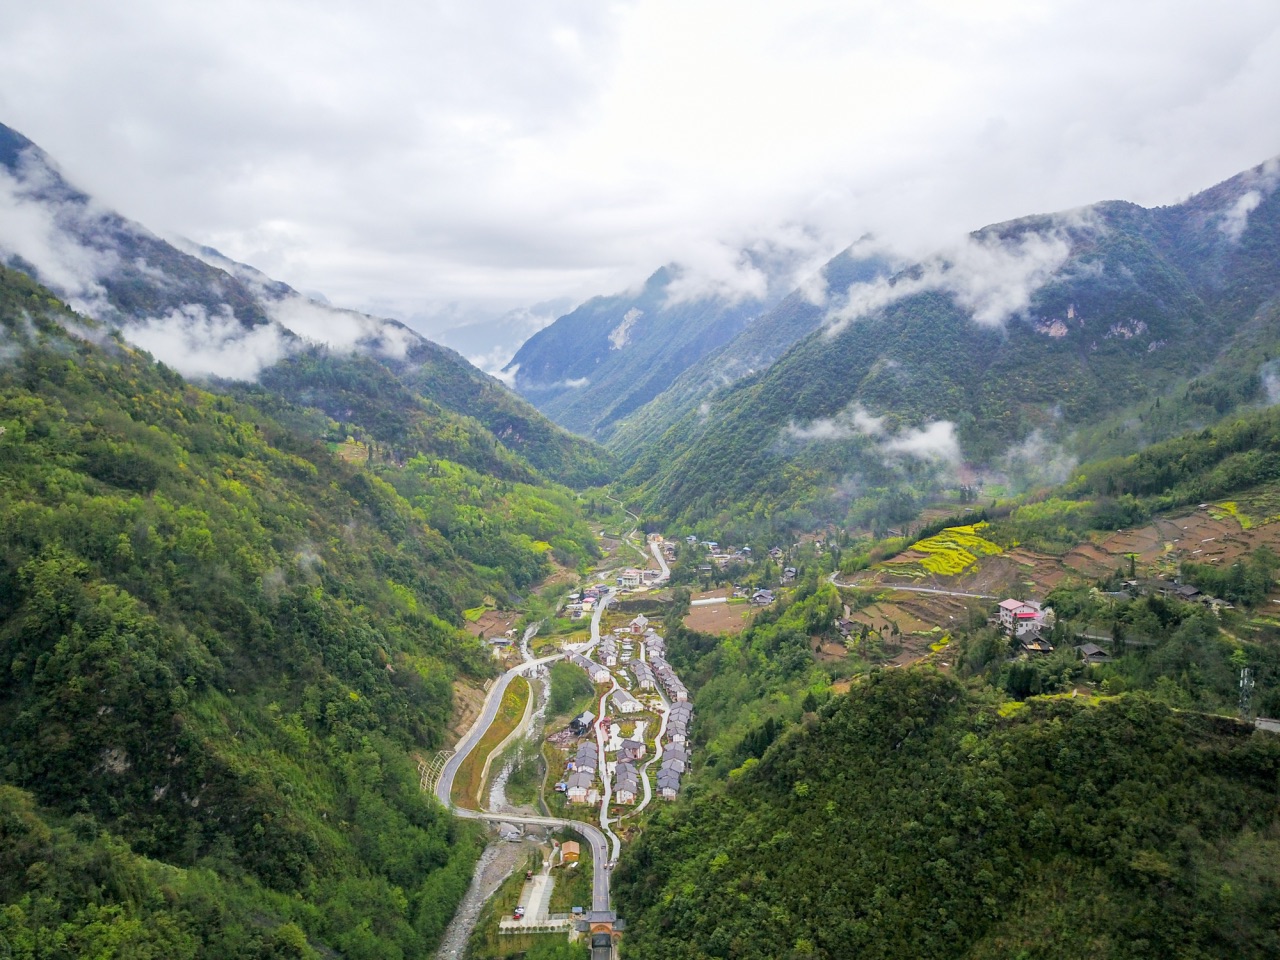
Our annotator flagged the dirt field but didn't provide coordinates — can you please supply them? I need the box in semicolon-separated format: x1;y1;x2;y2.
465;610;518;640
684;601;755;634
683;588;756;634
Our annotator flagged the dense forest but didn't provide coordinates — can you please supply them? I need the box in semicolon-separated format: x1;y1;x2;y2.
0;265;598;957
616;670;1280;959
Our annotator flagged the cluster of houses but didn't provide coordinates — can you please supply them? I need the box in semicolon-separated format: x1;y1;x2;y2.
616;568;664;590
996;597;1117;663
684;535;754;571
657;702;693;799
596;633;637;667
614;759;640;805
569;652;611;685
564;585;609;620
565;741;600;805
645;633;688;703
557;612;695;807
997;598;1059;655
1104;577;1230;611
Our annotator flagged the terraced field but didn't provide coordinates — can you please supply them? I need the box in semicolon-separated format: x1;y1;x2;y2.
841;490;1280;649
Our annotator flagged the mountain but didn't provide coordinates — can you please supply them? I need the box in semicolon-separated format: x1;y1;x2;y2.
617;157;1280;537
505;250;814;441
0;265;501;955
0;121;613;488
603;244;893;463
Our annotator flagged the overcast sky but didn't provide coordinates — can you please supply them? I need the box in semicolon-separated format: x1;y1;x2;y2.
1;0;1278;337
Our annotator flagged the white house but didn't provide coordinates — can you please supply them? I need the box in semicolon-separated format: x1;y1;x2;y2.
614;761;639;805
629;614;649;634
612;688;643;714
566;771;593;803
997;598;1051;636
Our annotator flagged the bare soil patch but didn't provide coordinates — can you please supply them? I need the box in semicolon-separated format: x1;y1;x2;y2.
464;610;518;640
448;679;488;744
684;600;754;634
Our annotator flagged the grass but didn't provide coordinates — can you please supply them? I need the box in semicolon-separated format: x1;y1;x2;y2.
453;676;531;807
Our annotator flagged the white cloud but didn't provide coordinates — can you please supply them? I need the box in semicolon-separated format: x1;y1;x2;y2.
0;0;1276;325
787;402;959;464
1219;157;1279;241
121;304;292;379
786;403;886;441
997;428;1079;490
825;226;1077;333
881;420;960;463
1220;190;1263;242
0;163;117;318
263;294;403;356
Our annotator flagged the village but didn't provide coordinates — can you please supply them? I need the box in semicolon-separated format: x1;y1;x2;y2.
556;612;693;809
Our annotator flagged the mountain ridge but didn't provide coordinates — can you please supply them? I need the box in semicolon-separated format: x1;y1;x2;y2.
0;120;614;487
614;155;1280;536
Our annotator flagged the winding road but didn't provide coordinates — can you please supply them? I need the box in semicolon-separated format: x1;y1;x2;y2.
434;594;618;913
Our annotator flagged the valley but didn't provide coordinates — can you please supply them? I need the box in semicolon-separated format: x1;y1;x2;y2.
3;113;1280;959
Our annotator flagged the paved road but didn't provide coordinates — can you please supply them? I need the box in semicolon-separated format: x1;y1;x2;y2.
831;578;996;600
632;664;670;816
434;594;617;914
690;597;727;607
649;540;670;581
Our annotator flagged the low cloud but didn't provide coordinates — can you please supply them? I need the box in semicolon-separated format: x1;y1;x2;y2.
1260;359;1280;405
787;402;959;464
266;294;417;359
0;145;427;382
0;160;118;319
1220;191;1263;242
121;304;292;380
824;224;1079;334
786;403;886;441
881;420;960;463
662;227;842;309
474;354;518;386
663;243;769;306
1219;158;1280;242
999;428;1078;490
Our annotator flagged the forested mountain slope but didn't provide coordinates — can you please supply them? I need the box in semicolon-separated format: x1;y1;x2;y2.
0;121;612;488
617;669;1280;959
0;265;593;956
506;262;785;441
619;158;1280;536
604;246;892;463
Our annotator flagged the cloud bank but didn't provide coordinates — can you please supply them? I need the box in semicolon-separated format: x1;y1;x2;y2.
824;226;1079;333
122;305;291;379
1;0;1277;337
786;402;960;464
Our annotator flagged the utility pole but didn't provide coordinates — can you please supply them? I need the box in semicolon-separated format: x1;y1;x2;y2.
1239;667;1255;720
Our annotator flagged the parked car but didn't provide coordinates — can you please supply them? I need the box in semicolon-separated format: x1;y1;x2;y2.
513;906;525;920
